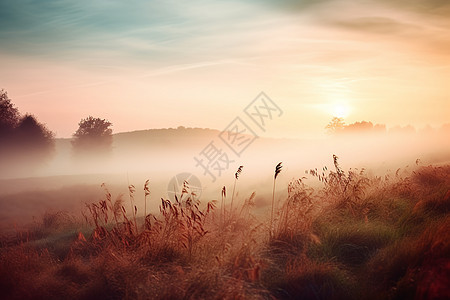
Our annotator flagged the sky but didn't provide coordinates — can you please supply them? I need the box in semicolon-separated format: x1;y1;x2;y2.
0;0;449;138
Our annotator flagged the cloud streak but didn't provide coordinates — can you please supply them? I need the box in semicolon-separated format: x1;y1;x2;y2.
2;0;449;68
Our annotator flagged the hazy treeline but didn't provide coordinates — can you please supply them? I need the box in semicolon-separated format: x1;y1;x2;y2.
0;89;114;177
0;89;54;173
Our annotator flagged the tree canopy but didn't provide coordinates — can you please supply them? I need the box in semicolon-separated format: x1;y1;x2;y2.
325;117;345;134
16;114;54;148
0;89;20;136
72;116;113;154
0;89;55;173
325;117;387;135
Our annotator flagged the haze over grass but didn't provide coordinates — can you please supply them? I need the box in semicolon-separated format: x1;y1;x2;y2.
0;160;448;299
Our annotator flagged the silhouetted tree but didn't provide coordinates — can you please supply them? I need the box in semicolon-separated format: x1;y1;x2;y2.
325;117;345;134
343;121;386;134
11;114;55;166
0;89;20;138
16;114;54;149
0;89;55;175
326;118;387;135
345;121;373;132
72;116;113;155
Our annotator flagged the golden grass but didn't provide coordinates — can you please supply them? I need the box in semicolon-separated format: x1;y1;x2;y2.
1;158;449;299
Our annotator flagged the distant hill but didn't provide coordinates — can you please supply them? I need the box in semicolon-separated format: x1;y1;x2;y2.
113;127;222;150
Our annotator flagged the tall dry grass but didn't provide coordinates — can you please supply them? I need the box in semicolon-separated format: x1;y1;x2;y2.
0;157;448;299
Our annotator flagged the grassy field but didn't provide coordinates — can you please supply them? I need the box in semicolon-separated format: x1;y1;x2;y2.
0;158;449;300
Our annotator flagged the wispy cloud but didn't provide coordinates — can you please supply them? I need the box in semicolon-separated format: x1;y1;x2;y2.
0;0;269;64
2;0;449;71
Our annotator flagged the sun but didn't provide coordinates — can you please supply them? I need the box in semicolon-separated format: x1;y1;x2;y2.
332;103;350;118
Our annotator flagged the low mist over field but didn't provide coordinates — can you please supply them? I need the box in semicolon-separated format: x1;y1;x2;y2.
3;124;450;179
1;124;449;226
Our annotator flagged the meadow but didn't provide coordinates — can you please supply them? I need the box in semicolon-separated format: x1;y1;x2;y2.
0;156;448;300
2;0;450;299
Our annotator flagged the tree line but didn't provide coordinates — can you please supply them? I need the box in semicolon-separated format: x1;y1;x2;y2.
0;89;113;171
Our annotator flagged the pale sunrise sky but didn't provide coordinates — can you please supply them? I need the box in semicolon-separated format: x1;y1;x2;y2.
0;0;449;138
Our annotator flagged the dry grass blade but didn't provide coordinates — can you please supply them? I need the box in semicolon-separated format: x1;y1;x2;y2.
271;162;283;239
231;165;244;215
221;186;226;221
113;195;124;225
144;179;150;219
235;165;243;179
275;162;283;179
128;184;138;233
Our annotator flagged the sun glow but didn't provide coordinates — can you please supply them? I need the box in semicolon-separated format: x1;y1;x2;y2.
332;103;350;118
